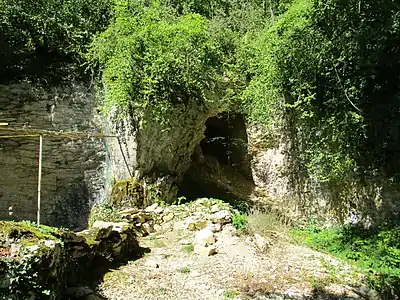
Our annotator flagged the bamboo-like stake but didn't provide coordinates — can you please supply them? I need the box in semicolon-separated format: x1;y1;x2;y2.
37;135;43;225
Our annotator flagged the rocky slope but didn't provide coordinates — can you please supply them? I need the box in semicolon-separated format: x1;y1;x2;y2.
89;199;379;300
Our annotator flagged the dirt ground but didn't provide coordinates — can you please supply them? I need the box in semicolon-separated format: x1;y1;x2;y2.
96;224;377;300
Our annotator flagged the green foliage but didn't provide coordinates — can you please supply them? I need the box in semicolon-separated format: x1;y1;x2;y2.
87;0;230;123
181;244;194;253
1;254;57;299
231;212;247;232
0;221;61;247
292;224;400;298
0;221;64;299
88;203;123;227
223;290;239;299
0;0;113;57
241;0;400;214
178;266;191;274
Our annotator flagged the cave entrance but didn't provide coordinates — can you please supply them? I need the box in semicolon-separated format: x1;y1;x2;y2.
178;113;254;206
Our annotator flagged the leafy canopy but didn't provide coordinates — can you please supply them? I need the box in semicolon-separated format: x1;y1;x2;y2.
244;0;400;186
0;0;113;57
87;0;235;122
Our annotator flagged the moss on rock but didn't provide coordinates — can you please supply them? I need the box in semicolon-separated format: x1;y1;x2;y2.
0;221;60;248
110;178;144;209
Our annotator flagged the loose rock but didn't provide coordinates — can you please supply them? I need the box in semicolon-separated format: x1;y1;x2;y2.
254;233;268;251
193;228;215;246
194;245;217;256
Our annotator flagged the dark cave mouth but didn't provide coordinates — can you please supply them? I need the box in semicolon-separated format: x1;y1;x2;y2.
178;113;254;203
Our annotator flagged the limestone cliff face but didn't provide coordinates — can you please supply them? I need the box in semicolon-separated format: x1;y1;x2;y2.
0;82;106;230
0;69;217;228
107;100;215;205
247;125;400;224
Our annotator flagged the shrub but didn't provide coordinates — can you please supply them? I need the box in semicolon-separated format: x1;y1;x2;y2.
291;223;400;298
88;203;123;227
231;212;247;233
245;209;290;237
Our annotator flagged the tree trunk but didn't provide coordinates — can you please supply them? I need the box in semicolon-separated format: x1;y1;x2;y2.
269;0;275;22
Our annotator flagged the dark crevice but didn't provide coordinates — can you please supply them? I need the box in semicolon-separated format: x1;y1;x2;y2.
179;113;255;210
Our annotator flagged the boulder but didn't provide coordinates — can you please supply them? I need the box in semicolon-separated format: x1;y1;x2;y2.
209;210;232;224
220;224;237;237
194;245;217;256
92;221;130;234
210;223;222;233
119;208;141;216
184;217;209;231
193;228;215;246
145;203;164;215
163;213;174;222
254;233;268;251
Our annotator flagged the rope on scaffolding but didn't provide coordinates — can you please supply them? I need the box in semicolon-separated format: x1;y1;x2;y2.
0;127;118;139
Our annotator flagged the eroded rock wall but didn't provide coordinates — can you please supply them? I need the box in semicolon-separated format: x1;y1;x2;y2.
247;125;400;224
0;82;106;230
107;100;215;205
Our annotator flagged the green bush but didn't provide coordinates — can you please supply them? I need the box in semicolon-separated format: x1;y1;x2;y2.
291;224;400;298
87;0;232;123
0;0;113;57
231;212;247;233
88;203;124;228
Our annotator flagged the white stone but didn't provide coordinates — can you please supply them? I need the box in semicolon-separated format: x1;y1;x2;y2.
44;240;57;248
163;213;174;222
193;228;215;246
25;245;40;253
209;210;232;224
142;223;153;234
194;244;217;256
179;239;192;245
92;221;129;233
145;203;159;212
211;204;220;213
254;233;268;251
119;208;140;216
221;224;237;236
144;259;159;268
154;207;164;214
10;243;21;257
210;223;222;233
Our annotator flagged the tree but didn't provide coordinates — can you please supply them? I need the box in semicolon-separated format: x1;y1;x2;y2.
0;0;113;57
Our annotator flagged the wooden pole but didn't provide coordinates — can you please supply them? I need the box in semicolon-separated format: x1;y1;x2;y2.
37;135;43;225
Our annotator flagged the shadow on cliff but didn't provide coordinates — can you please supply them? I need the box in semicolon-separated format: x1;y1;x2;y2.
0;52;88;85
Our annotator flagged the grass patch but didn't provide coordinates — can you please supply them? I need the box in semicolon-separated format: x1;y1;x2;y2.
231;208;290;239
181;244;194;253
178;266;191;274
0;221;62;247
149;238;166;248
245;208;289;237
223;290;239;299
102;269;131;288
291;222;400;298
88;203;124;228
